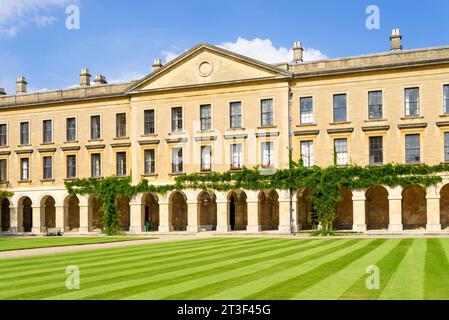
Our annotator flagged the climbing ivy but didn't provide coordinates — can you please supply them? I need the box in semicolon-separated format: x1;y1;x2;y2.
65;162;449;234
0;190;14;199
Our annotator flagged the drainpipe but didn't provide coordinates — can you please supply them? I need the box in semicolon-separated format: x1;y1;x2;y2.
288;86;295;235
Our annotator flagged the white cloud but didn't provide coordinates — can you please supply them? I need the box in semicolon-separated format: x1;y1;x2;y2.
0;0;72;36
162;37;328;64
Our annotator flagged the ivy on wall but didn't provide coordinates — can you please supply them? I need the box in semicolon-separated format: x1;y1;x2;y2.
66;162;449;234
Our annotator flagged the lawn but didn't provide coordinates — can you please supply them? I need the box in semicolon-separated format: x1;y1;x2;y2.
0;236;148;252
0;237;448;300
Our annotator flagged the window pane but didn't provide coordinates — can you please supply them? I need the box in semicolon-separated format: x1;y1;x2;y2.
201;146;212;171
368;91;383;120
300;97;313;124
231;144;242;169
445;133;449;162
21;158;29;181
91;154;101;177
230;102;242;128
200;105;212;131
171;107;183;132
66;118;76;141
261;142;274;168
116;152;126;176
43;120;52;143
116;113;127;138
300;140;314;167
261;99;273;126
144;149;155;174
333;94;347;122
144;110;155;135
334;138;348;165
20;122;29;145
405;88;420;117
444;85;449;114
91;116;101;140
369;136;383;164
172;148;183;173
0;124;7;146
67;155;76;178
43;157;52;179
0;159;6;181
405;134;420;163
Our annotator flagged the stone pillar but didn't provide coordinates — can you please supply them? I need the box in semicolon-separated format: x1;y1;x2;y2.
32;205;43;234
352;190;367;232
55;205;66;231
9;206;19;234
277;189;292;233
216;191;229;233
187;201;199;233
246;190;261;232
291;192;299;232
79;196;90;234
130;197;144;233
426;186;441;231
158;194;172;232
388;187;403;231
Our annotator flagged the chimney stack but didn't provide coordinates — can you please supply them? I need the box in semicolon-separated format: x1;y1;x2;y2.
292;41;304;63
152;58;163;72
0;88;6;96
80;68;91;86
93;74;108;85
390;28;402;51
16;76;27;94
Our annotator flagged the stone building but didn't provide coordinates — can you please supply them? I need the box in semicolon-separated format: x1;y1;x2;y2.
1;29;449;234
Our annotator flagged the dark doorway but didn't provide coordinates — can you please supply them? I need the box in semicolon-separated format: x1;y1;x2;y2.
230;195;236;230
22;197;32;232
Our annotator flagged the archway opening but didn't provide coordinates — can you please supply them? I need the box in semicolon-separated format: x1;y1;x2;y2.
20;197;33;232
89;196;104;231
366;186;389;230
440;184;449;230
228;190;247;231
1;198;10;232
66;195;80;231
297;189;315;230
198;191;217;231
402;185;427;230
170;192;187;231
334;187;353;230
144;193;159;231
117;196;131;231
258;190;279;231
43;196;56;229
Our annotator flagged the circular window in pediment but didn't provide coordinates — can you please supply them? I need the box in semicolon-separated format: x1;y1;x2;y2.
199;61;214;77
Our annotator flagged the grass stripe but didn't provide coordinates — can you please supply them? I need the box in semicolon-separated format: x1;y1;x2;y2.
244;239;386;300
424;239;449;300
339;239;413;300
292;238;401;300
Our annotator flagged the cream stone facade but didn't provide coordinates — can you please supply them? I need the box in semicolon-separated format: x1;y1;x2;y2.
2;30;449;234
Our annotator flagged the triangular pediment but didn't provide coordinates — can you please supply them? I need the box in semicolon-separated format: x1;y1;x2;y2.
127;44;291;92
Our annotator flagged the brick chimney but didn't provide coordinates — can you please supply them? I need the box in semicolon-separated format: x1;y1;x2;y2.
292;41;304;63
80;68;91;86
93;74;108;85
390;28;402;51
16;76;27;94
152;58;163;72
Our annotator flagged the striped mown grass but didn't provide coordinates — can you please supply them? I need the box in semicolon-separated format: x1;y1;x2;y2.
1;238;449;300
0;236;148;252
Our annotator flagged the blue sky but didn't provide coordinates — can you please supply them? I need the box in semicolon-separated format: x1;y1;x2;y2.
1;0;449;93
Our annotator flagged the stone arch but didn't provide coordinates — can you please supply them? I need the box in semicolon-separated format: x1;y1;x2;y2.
198;191;217;231
365;186;389;230
297;189;315;230
89;195;104;231
440;184;449;230
169;191;188;231
18;196;33;232
143;193;159;231
41;195;56;229
117;196;131;231
64;195;80;231
258;190;279;231
228;190;247;231
334;187;353;230
402;185;427;230
1;197;11;232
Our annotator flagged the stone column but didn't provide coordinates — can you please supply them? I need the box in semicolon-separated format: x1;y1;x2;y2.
426;186;441;231
32;205;43;234
78;196;91;234
130;197;144;233
187;201;199;233
352;190;367;232
216;191;229;232
246;190;261;232
388;187;403;231
291;192;299;232
158;194;172;232
55;205;66;231
9;206;19;234
277;189;292;233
